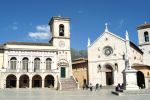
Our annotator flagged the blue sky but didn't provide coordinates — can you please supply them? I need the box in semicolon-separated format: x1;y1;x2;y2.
0;0;150;50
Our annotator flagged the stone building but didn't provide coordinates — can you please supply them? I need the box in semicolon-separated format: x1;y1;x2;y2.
0;15;78;90
72;57;88;86
87;24;145;87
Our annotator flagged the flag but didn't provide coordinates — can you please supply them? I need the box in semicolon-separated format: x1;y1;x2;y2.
27;62;28;72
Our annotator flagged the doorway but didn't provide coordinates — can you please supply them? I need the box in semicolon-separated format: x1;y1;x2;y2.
137;71;145;88
61;67;66;78
106;72;112;85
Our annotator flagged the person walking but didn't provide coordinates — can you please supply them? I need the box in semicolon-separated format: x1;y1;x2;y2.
89;83;93;91
95;83;99;91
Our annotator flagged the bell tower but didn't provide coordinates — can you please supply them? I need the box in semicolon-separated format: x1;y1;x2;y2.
136;22;150;65
48;15;72;78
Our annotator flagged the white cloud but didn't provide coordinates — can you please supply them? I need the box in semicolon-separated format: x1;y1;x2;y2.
78;11;82;13
119;19;124;25
30;23;32;25
14;22;18;25
12;25;17;30
115;19;124;30
28;25;50;40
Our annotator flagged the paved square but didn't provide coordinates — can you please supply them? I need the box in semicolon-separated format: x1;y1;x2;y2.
0;89;150;100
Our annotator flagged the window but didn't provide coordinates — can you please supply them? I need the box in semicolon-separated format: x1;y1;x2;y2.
82;65;84;70
144;31;149;42
34;58;40;70
11;57;17;69
23;58;28;70
134;57;137;63
59;24;64;36
46;58;51;70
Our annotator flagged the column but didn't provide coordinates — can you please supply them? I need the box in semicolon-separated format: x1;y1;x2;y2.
29;79;32;89
30;55;32;72
5;50;8;68
42;80;44;88
16;80;19;89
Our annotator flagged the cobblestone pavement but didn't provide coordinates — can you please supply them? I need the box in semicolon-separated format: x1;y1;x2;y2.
0;88;150;100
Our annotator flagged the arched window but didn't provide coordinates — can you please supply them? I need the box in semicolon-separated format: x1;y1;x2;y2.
23;58;28;70
46;58;51;70
11;57;17;69
144;31;149;42
59;24;64;36
34;58;40;70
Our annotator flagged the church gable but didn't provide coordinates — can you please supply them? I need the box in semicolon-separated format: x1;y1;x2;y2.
88;31;127;62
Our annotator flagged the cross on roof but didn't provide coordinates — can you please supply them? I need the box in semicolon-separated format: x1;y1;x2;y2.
105;23;108;29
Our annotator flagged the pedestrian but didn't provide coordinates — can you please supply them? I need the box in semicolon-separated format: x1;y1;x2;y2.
89;83;93;91
4;84;5;90
100;84;102;89
95;83;99;91
86;84;88;90
118;83;120;90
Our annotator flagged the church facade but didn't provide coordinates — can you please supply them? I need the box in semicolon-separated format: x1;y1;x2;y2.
87;23;150;88
0;15;74;89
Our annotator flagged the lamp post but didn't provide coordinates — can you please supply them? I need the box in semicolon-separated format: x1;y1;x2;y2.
83;75;84;90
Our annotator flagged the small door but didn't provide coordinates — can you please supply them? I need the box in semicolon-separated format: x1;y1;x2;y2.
61;67;66;78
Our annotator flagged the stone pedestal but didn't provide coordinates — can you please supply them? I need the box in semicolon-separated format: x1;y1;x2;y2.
122;68;139;90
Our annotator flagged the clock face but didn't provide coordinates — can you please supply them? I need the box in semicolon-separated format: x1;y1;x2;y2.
59;40;65;47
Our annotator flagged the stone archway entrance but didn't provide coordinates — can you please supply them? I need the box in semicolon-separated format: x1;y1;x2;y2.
137;71;145;88
19;75;29;88
6;74;17;88
105;65;113;85
44;75;54;88
32;75;42;88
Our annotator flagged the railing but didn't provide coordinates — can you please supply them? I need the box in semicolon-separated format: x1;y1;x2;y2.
2;68;59;73
70;76;79;89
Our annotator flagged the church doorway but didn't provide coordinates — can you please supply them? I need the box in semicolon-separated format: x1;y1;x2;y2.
19;75;29;88
32;75;42;88
6;74;17;88
137;71;145;88
105;64;113;85
44;75;54;88
106;72;112;85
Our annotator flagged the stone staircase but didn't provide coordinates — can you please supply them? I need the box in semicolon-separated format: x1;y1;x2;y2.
59;77;79;90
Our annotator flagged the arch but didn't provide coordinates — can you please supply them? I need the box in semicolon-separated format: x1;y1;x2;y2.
59;24;64;36
19;74;29;88
144;31;149;42
46;58;52;70
22;57;29;70
137;71;145;89
10;57;17;69
103;64;113;85
34;58;40;70
6;74;17;88
32;74;42;88
44;75;54;87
